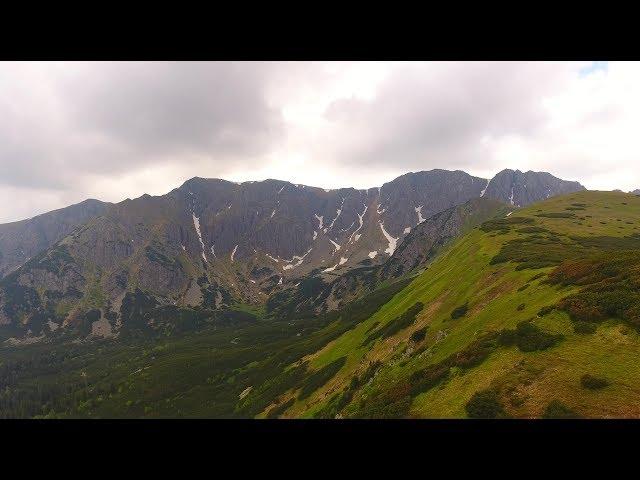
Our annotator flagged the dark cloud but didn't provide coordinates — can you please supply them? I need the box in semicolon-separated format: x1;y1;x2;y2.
0;62;284;191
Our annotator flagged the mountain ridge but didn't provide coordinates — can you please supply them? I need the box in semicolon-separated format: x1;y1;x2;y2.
0;168;585;342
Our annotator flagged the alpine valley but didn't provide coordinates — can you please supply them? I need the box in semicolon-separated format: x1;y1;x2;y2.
4;167;640;419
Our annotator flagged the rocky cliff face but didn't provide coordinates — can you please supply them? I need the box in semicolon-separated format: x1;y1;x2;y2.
0;199;110;278
0;169;585;341
483;169;585;207
267;197;508;318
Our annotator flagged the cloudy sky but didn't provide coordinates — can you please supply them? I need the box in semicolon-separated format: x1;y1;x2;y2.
0;61;637;223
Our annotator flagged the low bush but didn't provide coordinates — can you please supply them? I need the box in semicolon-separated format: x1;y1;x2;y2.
409;327;427;343
480;217;535;233
362;303;424;345
450;302;468;320
542;400;581;419
409;333;499;396
536;212;575;219
298;357;347;400
537;305;554;317
266;397;295;418
498;321;562;352
465;389;506;419
573;321;597;334
580;374;609;390
352;382;411;419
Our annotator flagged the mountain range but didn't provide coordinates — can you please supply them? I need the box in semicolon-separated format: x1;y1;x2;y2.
0;168;584;342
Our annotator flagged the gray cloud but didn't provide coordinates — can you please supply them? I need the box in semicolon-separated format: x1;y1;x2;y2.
0;62;284;193
323;62;573;172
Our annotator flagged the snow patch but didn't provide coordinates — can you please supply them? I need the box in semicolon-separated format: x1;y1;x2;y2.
323;263;338;273
379;221;398;255
368;251;378;259
313;231;318;240
265;253;279;263
282;248;312;270
404;227;411;234
278;185;285;194
231;244;238;262
192;212;207;262
349;203;368;243
327;198;345;231
278;277;283;285
506;211;513;217
210;245;216;258
415;205;425;224
339;256;348;265
314;214;324;230
271;209;276;218
181;245;186;251
329;239;341;253
480;178;490;197
509;186;515;206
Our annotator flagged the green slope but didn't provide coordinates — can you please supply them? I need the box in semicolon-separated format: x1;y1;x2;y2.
269;190;640;418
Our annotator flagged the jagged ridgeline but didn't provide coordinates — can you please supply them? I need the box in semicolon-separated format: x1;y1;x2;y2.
0;169;582;342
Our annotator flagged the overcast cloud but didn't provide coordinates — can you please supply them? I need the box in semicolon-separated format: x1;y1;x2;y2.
0;60;638;223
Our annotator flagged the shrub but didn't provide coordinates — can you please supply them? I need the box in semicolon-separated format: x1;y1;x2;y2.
450;302;468;320
573;321;597;334
465;389;506;419
536;212;575;219
353;382;411;419
480;217;535;233
528;272;546;282
542;400;580;419
517;303;525;311
410;333;499;396
298;357;347;400
537;305;554;317
362;303;424;345
409;327;427;343
499;321;562;352
266;397;295;418
580;374;609;390
517;284;530;292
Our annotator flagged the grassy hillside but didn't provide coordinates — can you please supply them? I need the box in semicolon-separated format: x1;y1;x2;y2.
264;190;640;418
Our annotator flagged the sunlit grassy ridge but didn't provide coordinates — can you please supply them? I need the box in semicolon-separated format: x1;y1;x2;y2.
273;191;640;418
